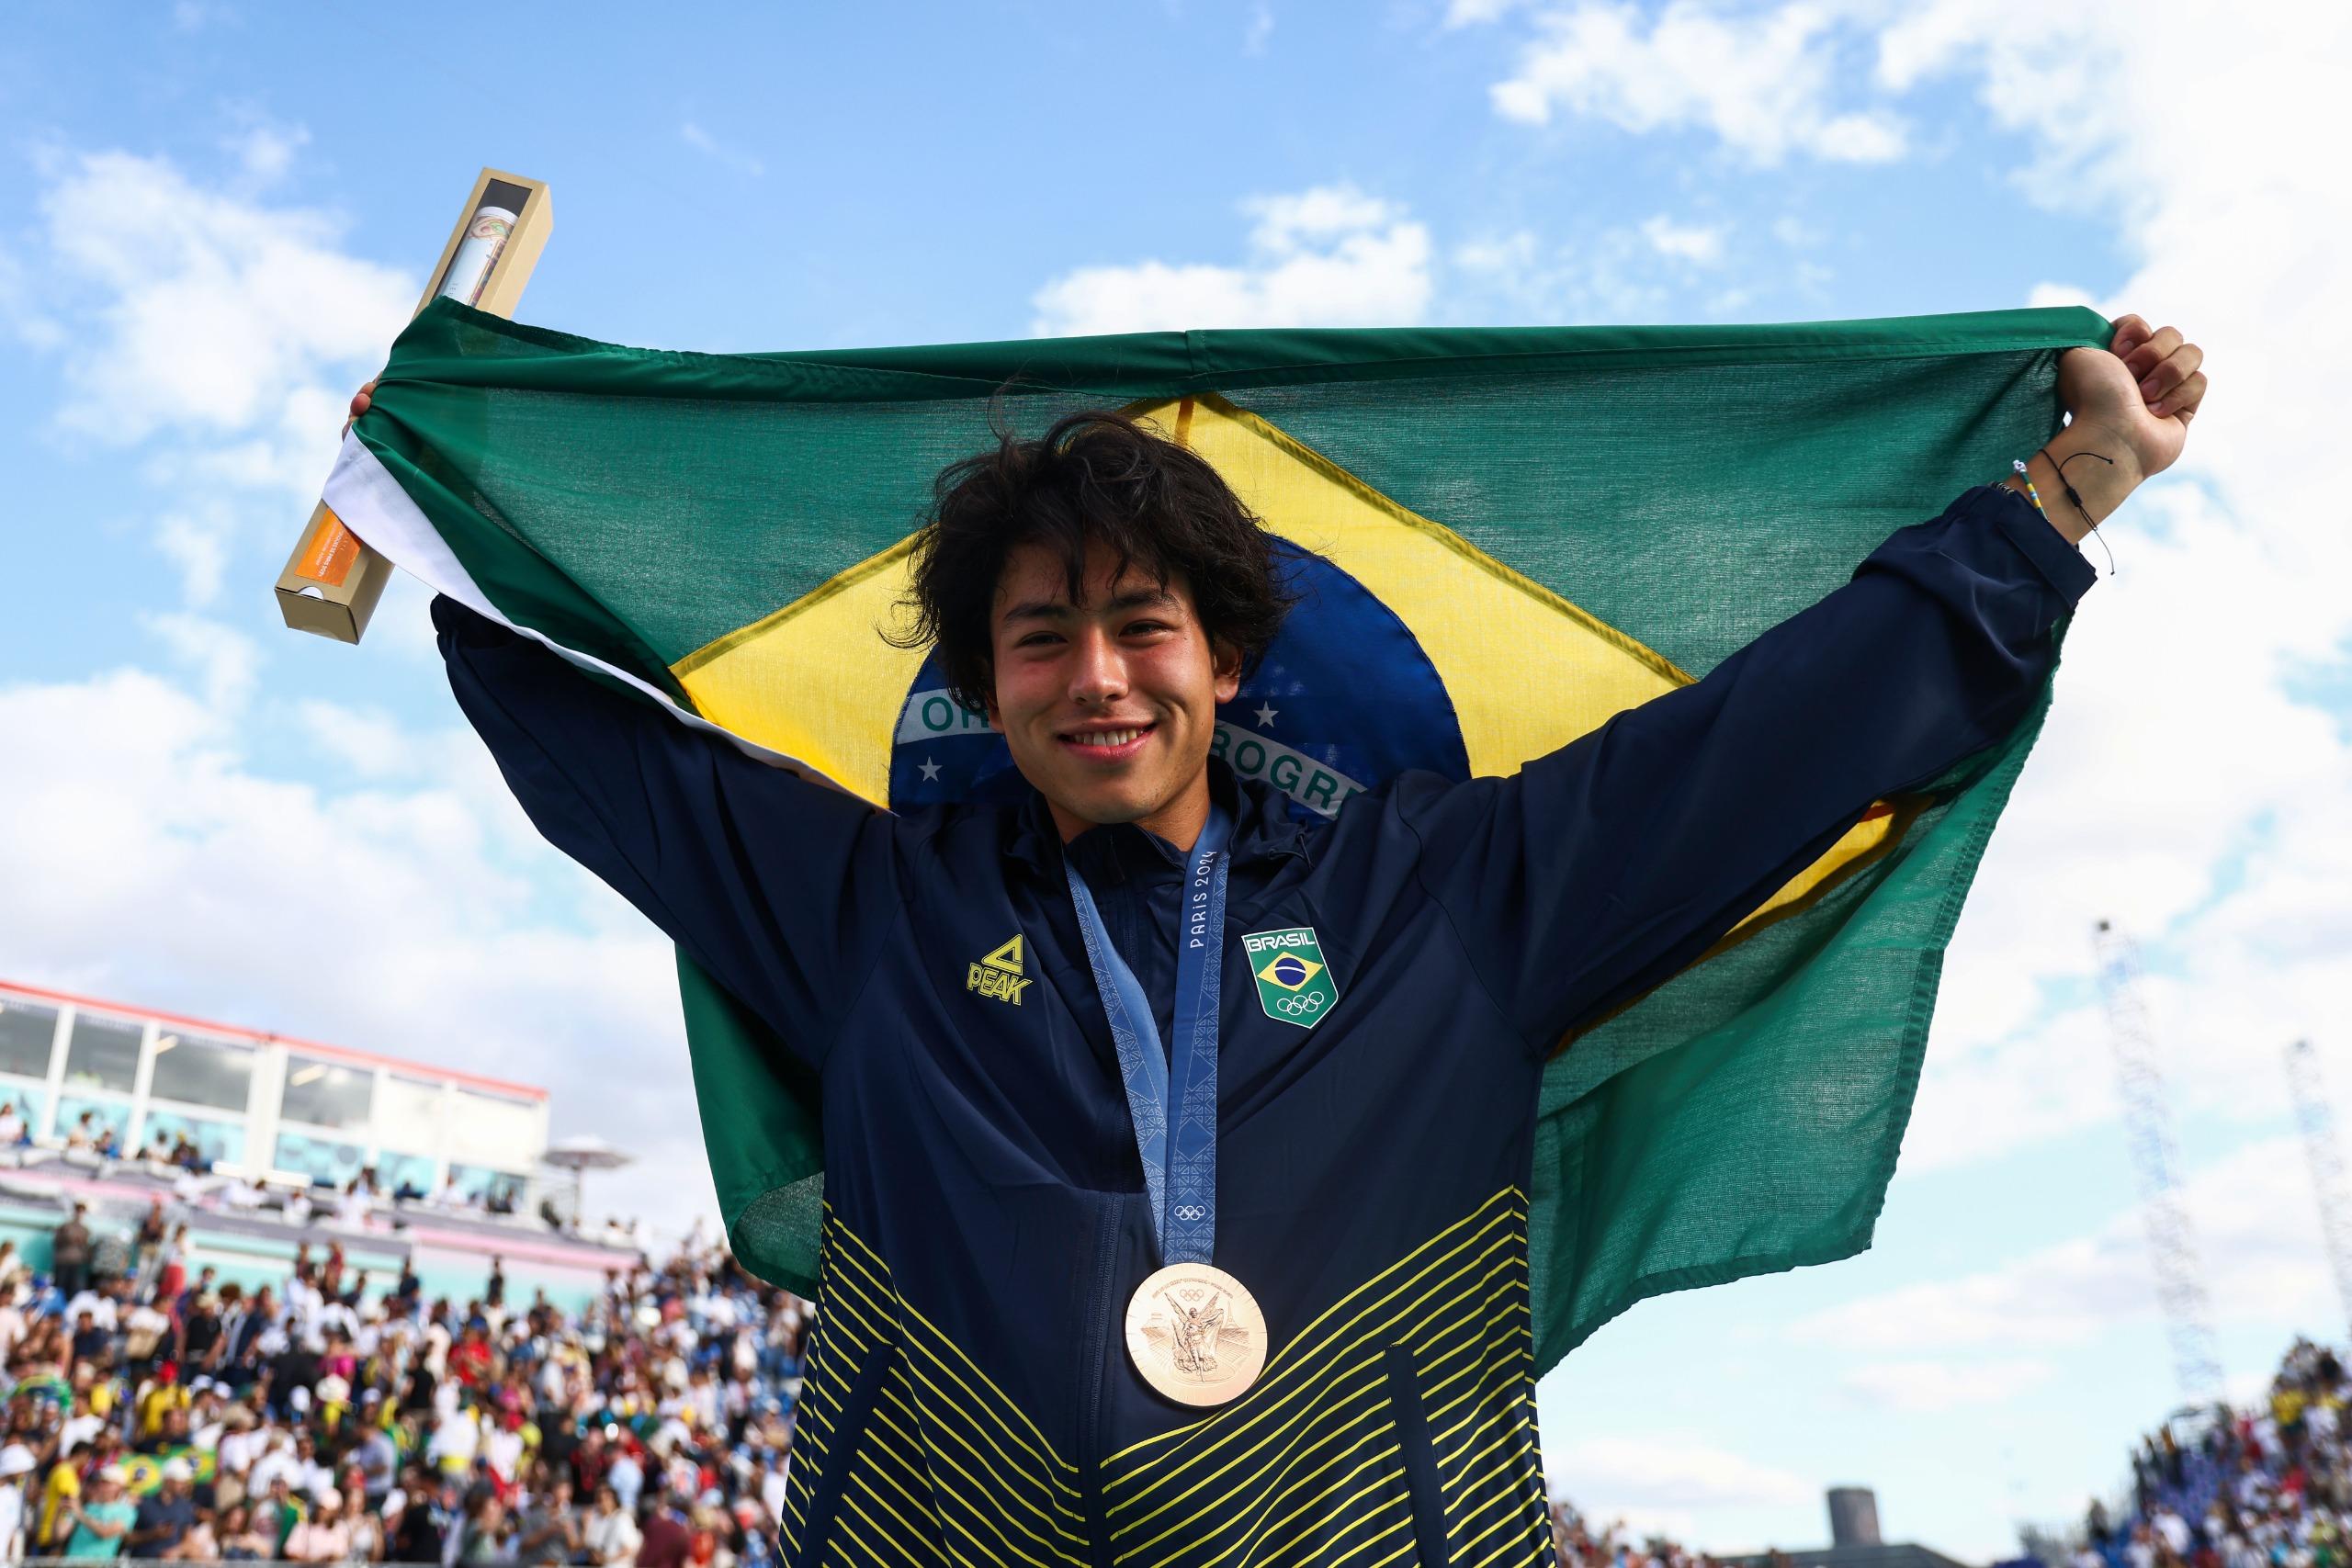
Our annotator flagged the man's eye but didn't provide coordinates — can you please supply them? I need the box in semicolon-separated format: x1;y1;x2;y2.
1015;632;1061;649
1125;620;1172;637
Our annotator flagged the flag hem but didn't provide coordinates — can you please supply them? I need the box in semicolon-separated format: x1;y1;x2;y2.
322;434;854;795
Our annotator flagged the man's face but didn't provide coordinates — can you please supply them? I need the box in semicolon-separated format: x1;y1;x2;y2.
987;540;1239;840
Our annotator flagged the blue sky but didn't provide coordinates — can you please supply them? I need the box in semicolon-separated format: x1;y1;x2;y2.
2;2;2343;1562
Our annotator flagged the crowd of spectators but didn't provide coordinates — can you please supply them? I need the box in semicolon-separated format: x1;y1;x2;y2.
1544;1496;1744;1568
2068;1338;2352;1568
0;1199;809;1565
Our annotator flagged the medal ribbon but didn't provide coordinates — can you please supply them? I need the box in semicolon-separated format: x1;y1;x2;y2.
1064;807;1232;1267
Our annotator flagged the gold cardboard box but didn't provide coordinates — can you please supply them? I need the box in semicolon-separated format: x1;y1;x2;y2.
275;169;552;644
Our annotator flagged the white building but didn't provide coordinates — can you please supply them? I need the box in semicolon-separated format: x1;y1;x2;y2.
0;976;548;1202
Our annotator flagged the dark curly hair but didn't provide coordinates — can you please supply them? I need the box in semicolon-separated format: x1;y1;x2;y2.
890;408;1296;715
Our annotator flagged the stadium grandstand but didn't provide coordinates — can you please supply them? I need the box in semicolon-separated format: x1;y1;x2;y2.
0;978;640;1316
2034;1336;2352;1568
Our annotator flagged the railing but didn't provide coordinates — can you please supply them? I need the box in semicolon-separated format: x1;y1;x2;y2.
0;1147;644;1253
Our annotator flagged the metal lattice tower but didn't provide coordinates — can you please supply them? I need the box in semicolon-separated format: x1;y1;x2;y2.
2283;1039;2352;1336
2092;919;2225;1406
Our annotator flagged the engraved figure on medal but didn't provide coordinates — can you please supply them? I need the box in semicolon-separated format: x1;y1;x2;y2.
1125;1264;1268;1406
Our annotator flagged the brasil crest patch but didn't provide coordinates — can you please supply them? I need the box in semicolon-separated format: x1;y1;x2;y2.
1242;926;1339;1030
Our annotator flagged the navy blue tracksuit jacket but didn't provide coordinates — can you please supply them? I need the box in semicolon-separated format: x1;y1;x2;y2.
436;484;2093;1568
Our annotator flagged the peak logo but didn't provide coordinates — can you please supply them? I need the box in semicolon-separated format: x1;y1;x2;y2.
967;933;1031;1007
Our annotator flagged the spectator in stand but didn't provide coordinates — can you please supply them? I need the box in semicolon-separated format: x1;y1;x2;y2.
284;1487;353;1562
0;1103;25;1146
126;1459;196;1556
216;1501;269;1562
458;1491;511;1564
51;1203;92;1300
0;1194;821;1568
2065;1336;2352;1568
586;1484;640;1567
168;1503;220;1562
518;1477;580;1564
636;1490;691;1568
60;1466;135;1560
0;1443;34;1562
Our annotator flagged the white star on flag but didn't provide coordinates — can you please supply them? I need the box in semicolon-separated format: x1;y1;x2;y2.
919;757;942;781
1253;704;1279;727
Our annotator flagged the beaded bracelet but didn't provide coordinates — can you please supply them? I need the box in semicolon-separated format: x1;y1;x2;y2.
2010;457;2050;517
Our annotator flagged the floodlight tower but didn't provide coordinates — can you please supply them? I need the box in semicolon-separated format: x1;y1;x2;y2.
2092;919;2225;1407
2284;1039;2352;1336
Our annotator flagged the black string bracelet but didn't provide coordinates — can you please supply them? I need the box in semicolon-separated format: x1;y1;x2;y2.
2036;444;2120;578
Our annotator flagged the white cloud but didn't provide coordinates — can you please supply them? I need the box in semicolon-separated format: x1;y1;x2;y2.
1458;0;2352;1186
141;611;261;713
228;119;308;184
1244;1;1273;54
0;654;721;1239
290;698;424;780
1547;1437;1814;1542
26;147;410;453
1445;0;1525;24
1790;1138;2334;1356
1837;1358;2058;1413
1638;214;1727;265
153;513;231;608
1452;218;1763;324
1031;184;1432;335
1;137;723;1247
679;122;765;179
1483;2;1907;164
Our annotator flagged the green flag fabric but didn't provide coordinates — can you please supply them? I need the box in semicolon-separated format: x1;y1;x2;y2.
327;298;2102;1377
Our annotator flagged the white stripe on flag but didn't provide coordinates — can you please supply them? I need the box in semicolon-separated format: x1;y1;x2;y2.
319;434;865;802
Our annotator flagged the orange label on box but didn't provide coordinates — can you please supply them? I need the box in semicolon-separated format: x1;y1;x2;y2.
297;508;362;588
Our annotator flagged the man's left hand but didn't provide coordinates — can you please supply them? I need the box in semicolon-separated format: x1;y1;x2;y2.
2010;312;2209;541
2063;313;2208;482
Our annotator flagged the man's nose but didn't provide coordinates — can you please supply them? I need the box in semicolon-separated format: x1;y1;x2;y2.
1069;628;1128;705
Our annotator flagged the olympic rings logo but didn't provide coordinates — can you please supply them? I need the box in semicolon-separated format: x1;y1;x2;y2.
1173;1204;1208;1222
1275;991;1328;1017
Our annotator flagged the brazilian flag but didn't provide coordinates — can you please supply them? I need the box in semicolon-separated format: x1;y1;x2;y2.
327;299;2101;1375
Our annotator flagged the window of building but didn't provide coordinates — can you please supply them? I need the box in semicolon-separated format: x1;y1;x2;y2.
273;1130;367;1187
56;1094;130;1151
449;1162;527;1208
149;1031;254;1113
378;1075;445;1135
0;1083;49;1142
447;1086;545;1168
138;1109;245;1167
0;998;58;1079
279;1055;373;1130
374;1151;437;1199
62;1013;142;1094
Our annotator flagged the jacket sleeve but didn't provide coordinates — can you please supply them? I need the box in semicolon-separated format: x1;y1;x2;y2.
1392;483;2096;1055
432;594;900;1073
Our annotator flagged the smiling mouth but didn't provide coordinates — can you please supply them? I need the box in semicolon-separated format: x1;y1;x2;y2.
1059;722;1156;759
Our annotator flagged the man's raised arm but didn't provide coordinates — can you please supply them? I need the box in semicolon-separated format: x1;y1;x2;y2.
1390;318;2204;1055
433;595;901;1074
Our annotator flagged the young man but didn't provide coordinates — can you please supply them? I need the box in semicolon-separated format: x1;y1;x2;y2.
375;317;2205;1564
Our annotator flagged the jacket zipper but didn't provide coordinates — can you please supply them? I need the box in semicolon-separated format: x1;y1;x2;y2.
1385;1346;1450;1568
1077;1190;1123;1567
799;1343;892;1564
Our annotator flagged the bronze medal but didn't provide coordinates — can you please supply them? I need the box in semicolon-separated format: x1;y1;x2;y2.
1125;1262;1268;1406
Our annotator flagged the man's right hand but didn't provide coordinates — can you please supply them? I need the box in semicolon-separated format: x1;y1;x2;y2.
340;379;379;437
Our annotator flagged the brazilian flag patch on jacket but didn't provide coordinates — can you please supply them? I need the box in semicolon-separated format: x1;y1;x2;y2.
1243;926;1338;1030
